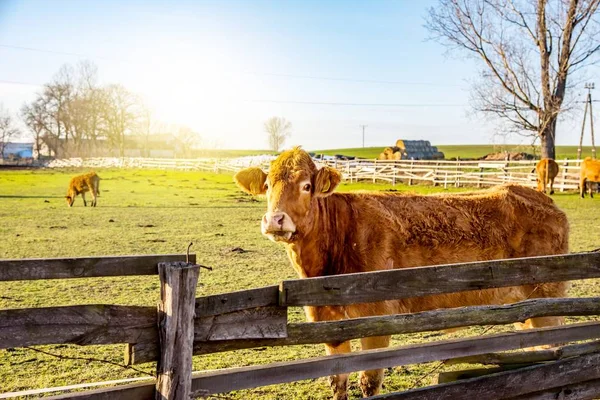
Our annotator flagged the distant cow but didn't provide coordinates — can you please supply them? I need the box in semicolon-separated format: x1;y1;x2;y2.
66;172;100;207
534;158;559;195
580;157;600;199
234;147;569;400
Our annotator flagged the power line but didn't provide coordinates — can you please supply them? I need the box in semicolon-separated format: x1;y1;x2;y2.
246;71;463;87
1;43;464;88
0;44;112;61
0;79;44;87
245;100;466;107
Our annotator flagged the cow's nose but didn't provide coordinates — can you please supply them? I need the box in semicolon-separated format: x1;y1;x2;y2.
263;212;286;229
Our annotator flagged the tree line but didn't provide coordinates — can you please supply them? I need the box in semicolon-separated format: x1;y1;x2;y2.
2;61;202;159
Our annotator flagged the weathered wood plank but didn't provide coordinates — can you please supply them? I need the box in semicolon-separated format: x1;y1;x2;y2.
0;302;286;351
195;306;287;341
155;262;199;400
195;285;279;317
435;365;526;384
186;322;600;395
0;254;195;281
0;305;156;349
128;297;600;364
0;377;153;399
448;339;600;366
280;252;600;306
43;382;154;400
127;305;287;365
508;378;600;400
368;351;600;399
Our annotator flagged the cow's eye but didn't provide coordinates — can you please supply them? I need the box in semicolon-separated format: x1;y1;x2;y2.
302;183;311;192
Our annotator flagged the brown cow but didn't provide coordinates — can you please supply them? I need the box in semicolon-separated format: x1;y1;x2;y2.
234;148;569;400
66;172;100;207
580;157;600;198
534;158;559;195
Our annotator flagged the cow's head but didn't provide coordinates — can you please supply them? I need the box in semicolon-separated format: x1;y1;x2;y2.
65;195;74;207
234;148;341;243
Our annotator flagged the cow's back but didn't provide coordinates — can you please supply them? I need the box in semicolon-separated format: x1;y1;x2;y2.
325;184;569;315
582;158;600;181
336;184;568;273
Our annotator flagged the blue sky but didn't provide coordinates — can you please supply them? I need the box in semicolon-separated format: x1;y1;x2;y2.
0;0;597;149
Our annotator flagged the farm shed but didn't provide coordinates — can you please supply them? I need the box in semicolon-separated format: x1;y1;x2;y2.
2;142;33;158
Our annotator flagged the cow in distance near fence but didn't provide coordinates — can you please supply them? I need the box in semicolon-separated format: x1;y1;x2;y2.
534;158;559;195
234;147;569;400
580;157;600;198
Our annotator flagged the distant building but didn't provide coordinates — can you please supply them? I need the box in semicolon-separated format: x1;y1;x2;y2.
2;142;33;159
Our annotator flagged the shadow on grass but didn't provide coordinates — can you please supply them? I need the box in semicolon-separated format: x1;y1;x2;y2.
0;195;64;199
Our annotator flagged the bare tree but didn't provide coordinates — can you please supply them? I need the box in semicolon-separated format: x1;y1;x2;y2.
0;105;21;158
264;117;292;152
100;84;140;157
21;98;50;159
426;0;600;159
175;125;201;157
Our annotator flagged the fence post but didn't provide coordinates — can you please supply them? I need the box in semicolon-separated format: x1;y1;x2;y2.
561;158;568;192
477;167;484;188
346;162;351;183
155;261;200;400
455;157;461;188
433;162;439;187
408;160;414;186
373;160;377;183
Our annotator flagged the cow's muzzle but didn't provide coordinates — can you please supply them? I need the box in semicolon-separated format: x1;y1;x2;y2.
261;211;296;242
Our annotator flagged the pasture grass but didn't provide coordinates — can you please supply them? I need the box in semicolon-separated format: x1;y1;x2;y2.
0;168;599;398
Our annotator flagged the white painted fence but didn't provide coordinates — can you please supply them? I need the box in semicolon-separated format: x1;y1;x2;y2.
45;157;585;192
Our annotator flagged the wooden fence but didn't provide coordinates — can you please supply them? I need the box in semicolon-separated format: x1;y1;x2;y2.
2;251;600;399
44;157;586;191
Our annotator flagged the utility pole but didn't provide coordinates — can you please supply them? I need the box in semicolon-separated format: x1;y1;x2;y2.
578;82;596;160
360;125;367;148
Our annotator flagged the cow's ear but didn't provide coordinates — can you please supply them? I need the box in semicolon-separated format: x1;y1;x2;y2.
234;167;267;195
314;166;342;197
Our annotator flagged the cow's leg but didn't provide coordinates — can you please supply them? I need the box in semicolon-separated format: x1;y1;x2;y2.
91;190;97;207
359;336;390;397
581;177;587;198
549;177;555;195
81;192;87;207
325;341;352;400
514;282;567;348
305;306;350;400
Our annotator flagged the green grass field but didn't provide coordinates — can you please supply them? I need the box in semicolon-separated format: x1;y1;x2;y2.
0;168;599;398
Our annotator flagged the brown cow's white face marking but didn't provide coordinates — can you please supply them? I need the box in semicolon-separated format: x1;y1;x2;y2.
234;148;341;244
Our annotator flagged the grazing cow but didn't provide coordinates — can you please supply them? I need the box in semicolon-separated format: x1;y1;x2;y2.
580;157;600;199
234;148;569;400
66;172;100;207
534;158;559;195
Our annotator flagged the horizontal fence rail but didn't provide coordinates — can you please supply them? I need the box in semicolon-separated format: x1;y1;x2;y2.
0;254;195;281
374;351;600;400
42;157;589;190
127;297;600;364
45;322;600;399
280;252;600;307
